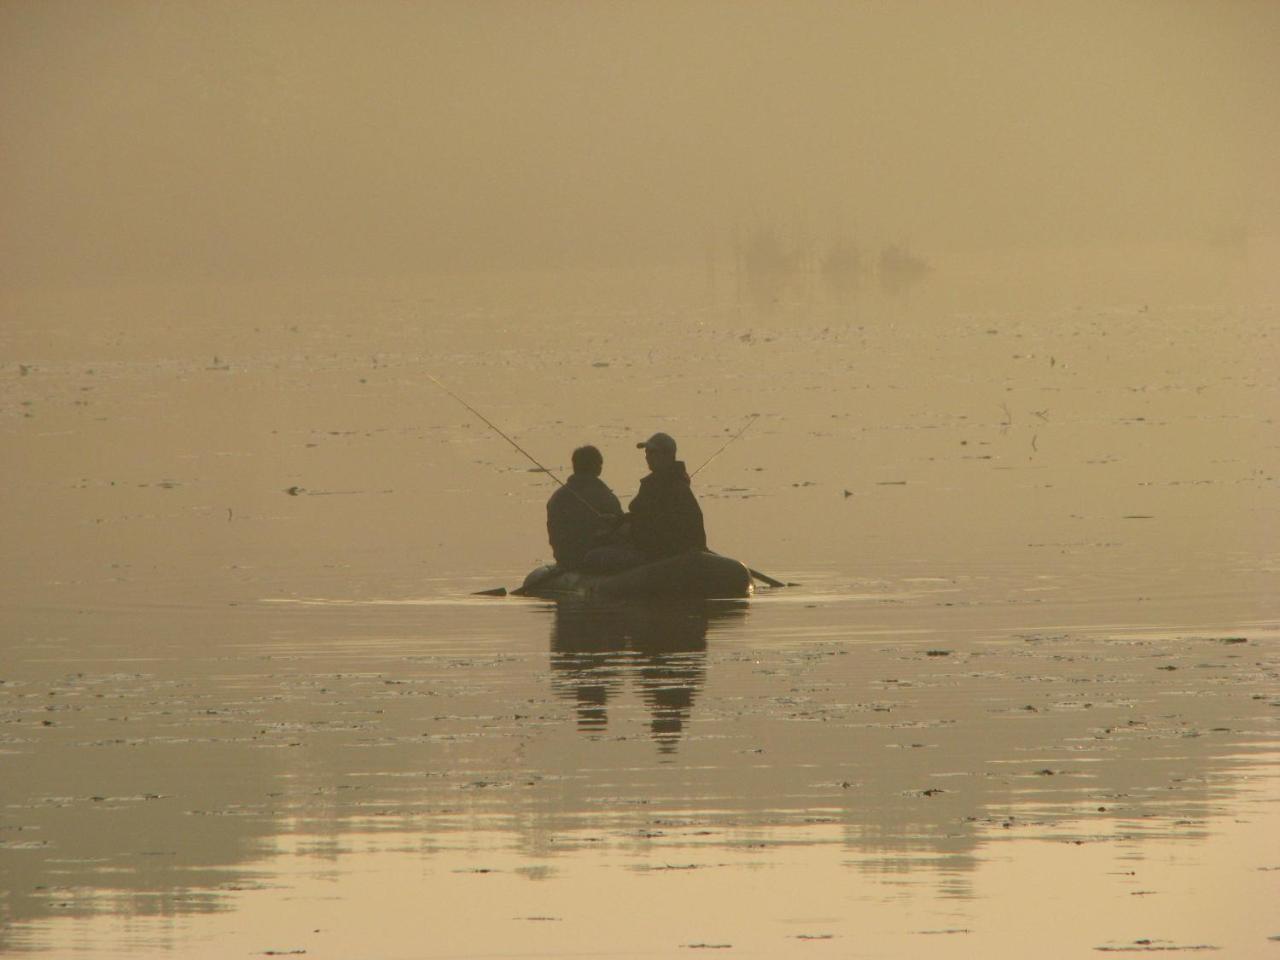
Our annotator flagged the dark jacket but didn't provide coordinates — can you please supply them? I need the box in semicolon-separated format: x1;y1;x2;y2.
547;474;623;570
627;460;707;560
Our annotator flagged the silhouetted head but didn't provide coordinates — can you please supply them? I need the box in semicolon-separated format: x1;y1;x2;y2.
571;445;604;477
637;432;677;471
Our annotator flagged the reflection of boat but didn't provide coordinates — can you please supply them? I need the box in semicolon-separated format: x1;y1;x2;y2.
518;550;753;600
549;600;746;753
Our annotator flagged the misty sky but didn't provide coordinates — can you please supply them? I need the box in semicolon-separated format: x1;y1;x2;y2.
3;0;1277;283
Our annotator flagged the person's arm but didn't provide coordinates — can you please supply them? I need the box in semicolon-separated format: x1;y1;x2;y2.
627;480;658;555
678;487;707;550
604;489;623;517
547;490;580;564
588;487;626;546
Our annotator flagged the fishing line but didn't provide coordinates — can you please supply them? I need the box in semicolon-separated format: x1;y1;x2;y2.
427;372;566;486
690;414;760;478
426;372;610;519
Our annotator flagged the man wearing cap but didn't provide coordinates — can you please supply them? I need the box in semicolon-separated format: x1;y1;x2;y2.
627;432;708;560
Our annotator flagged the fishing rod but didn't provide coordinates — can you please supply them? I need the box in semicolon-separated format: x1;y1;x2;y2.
426;373;610;520
427;373;568;487
690;414;759;478
430;377;790;592
688;414;788;587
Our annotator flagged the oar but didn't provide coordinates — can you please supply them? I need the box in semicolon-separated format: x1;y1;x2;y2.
474;562;561;598
709;549;791;588
747;567;788;588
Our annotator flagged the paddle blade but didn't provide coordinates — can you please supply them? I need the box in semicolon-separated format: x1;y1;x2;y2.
747;568;788;588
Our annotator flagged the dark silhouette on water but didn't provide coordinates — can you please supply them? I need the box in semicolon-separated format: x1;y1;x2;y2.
627;432;707;561
545;445;624;571
527;431;718;593
425;381;776;594
549;601;742;753
518;431;775;597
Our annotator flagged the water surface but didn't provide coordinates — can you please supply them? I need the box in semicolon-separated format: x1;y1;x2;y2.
3;278;1277;956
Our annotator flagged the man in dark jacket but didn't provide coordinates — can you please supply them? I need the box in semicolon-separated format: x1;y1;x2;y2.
546;445;624;570
628;432;707;560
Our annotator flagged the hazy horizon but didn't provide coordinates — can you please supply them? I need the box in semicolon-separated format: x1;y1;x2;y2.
3;1;1278;290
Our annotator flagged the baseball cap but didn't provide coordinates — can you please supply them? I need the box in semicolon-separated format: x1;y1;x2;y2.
636;432;677;455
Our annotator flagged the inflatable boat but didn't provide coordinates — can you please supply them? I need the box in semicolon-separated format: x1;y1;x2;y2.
516;550;754;600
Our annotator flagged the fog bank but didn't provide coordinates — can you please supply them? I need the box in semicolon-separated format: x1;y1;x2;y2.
3;1;1277;291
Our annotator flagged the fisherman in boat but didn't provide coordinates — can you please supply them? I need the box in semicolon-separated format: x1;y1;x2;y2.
546;445;626;572
626;432;707;560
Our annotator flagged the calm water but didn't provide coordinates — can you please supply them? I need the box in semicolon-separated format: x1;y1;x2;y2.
3;275;1278;956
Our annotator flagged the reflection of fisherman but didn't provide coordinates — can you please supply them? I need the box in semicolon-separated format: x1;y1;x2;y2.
550;601;712;754
628;432;707;560
546;446;623;571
